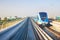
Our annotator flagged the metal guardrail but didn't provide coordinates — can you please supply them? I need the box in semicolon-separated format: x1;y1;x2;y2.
31;19;53;40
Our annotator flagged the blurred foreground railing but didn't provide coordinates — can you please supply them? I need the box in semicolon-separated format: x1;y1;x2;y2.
31;19;53;40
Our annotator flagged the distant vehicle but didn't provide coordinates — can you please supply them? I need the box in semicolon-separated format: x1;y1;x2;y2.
34;12;50;27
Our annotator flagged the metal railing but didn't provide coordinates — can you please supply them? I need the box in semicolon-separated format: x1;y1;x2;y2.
31;19;53;40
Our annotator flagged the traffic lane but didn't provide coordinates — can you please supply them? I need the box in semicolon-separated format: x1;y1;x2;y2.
0;18;28;40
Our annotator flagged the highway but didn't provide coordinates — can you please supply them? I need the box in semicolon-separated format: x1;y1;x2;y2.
0;17;59;40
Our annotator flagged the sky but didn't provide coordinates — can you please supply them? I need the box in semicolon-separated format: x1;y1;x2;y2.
0;0;60;17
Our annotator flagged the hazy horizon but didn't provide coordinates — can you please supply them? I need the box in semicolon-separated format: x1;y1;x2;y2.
0;0;60;17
